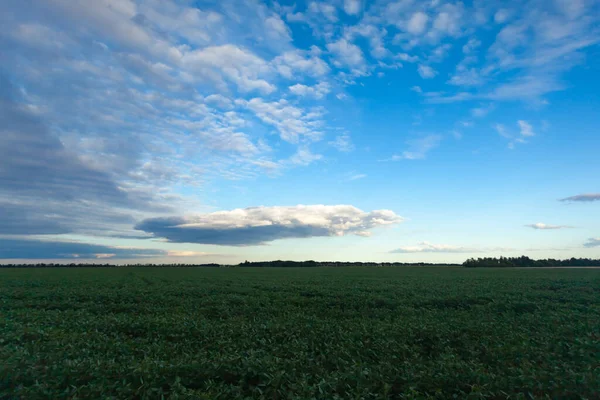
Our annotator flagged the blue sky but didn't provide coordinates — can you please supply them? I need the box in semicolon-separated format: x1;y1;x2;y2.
1;0;599;263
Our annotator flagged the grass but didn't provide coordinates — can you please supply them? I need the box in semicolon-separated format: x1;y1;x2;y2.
1;266;599;399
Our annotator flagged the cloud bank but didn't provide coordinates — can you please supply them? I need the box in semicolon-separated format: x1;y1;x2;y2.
136;205;402;245
0;238;165;260
390;242;477;254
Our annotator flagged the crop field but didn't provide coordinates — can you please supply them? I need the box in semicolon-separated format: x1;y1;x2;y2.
1;267;599;399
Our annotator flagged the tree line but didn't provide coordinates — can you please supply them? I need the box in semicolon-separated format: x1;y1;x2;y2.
0;261;460;268
463;256;600;268
2;258;598;268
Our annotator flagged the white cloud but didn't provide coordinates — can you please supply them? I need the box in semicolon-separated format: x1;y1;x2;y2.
391;242;477;253
167;250;215;257
308;2;338;22
410;85;423;93
264;15;293;43
289;82;331;99
344;0;361;15
329;134;354;152
387;135;442;161
525;223;571;230
518;120;535;136
348;173;366;181
242;98;324;143
494;124;511;138
407;12;429;35
182;45;275;94
431;3;464;37
288;146;323;166
462;38;481;54
417;64;437;79
448;68;483;86
428;44;452;63
344;24;389;59
326;38;366;70
471;104;494;117
554;0;587;19
494;9;511;24
204;94;233;109
494;120;536;148
395;53;419;63
273;49;330;79
136;205;403;245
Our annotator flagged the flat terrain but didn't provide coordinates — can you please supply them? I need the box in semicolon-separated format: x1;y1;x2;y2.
1;267;599;399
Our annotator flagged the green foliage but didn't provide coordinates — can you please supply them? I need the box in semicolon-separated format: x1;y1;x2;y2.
463;256;600;268
1;267;599;399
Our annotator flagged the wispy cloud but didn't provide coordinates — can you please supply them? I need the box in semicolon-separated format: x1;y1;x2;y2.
347;173;367;181
584;238;600;248
525;223;572;230
385;135;442;161
391;242;478;254
494;120;535;148
561;194;600;202
391;242;513;254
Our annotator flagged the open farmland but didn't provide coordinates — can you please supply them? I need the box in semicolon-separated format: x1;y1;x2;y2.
1;267;599;399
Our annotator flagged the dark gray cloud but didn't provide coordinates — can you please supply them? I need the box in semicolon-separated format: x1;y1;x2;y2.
0;76;130;205
0;75;174;237
0;238;165;259
135;217;331;245
560;194;600;202
135;205;402;246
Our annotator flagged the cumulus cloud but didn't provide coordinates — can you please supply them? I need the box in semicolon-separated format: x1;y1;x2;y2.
308;2;338;23
525;223;571;230
518;120;535;136
329;134;354;152
584;238;600;248
407;12;429;35
560;193;600;202
344;0;361;15
391;242;477;253
272;49;330;79
326;38;366;70
289;82;331;99
344;24;389;59
136;205;403;246
417;64;437;79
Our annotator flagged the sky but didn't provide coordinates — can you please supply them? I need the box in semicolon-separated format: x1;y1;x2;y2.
1;0;599;264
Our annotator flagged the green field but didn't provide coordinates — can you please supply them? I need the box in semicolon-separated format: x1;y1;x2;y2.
1;267;599;399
